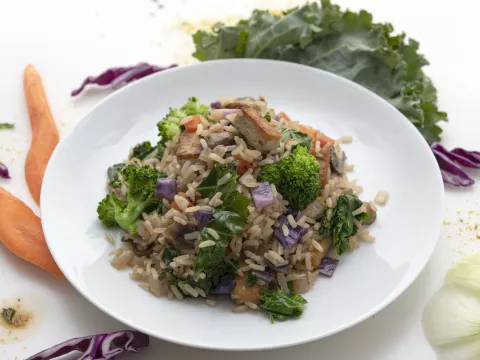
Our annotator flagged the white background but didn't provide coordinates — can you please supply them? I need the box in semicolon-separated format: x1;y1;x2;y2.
0;0;479;359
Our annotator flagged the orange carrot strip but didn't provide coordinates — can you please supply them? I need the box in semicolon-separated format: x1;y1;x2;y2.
278;112;292;122
298;125;318;140
23;65;59;205
0;187;63;277
184;115;202;133
318;135;335;147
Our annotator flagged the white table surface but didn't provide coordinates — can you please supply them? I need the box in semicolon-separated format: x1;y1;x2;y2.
1;0;479;359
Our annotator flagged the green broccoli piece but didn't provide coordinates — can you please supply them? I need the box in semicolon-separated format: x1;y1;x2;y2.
130;141;158;160
180;96;209;117
97;193;125;227
157;120;181;144
97;165;167;233
259;146;320;210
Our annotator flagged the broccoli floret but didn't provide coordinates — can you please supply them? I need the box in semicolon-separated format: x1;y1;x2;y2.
180;96;209;117
130;141;157;160
157;120;181;144
259;146;320;210
97;165;167;233
97;193;125;227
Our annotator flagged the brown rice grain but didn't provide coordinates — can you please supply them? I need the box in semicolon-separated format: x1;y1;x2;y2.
248;263;265;271
305;252;313;271
352;205;366;216
312;239;324;252
104;232;114;245
206;228;220;240
170;285;183;299
206;299;216;307
184;205;201;213
232;305;248;313
173;216;187;225
199;240;216;248
282;224;289;237
287;214;297;228
244;301;258;310
200;138;208;149
369;200;378;212
277;273;289;293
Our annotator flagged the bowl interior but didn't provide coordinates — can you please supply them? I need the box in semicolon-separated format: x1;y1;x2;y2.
41;59;443;350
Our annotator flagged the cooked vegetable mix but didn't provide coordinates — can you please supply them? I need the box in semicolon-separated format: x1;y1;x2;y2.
97;96;377;321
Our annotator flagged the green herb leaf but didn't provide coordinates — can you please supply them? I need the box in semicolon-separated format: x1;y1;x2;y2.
107;163;125;188
1;308;16;324
264;113;272;122
162;246;181;264
246;274;258;287
192;0;447;142
196;165;238;198
0;123;14;130
330;194;364;255
281;128;312;149
260;289;307;322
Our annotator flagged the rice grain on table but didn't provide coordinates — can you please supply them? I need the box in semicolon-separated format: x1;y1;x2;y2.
374;191;389;205
232;305;248;313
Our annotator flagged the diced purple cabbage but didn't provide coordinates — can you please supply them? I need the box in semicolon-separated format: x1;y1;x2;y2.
26;330;149;360
272;154;280;163
263;258;289;273
431;143;475;187
210;101;221;109
211;276;236;294
193;210;213;230
318;257;339;277
71;63;177;96
0;162;10;179
252;270;273;283
274;215;308;249
155;178;177;201
252;182;275;208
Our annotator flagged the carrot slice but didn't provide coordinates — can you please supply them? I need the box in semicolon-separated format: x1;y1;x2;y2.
184;115;202;133
0;187;63;277
298;125;318;140
278;112;292;122
318;135;335;147
23;65;59;205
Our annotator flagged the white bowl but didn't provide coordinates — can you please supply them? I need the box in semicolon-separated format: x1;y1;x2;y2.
41;59;444;351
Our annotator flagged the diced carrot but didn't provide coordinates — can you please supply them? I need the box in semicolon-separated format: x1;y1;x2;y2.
0;187;63;277
232;276;261;304
278;112;292;122
318;135;335;147
184;115;202;133
299;125;318;140
234;156;254;175
23;65;59;205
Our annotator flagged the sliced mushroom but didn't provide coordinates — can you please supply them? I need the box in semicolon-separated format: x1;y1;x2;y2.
206;131;236;148
330;144;346;173
165;223;196;250
122;239;155;257
363;202;377;225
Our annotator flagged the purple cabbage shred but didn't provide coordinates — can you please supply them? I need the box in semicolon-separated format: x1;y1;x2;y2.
26;330;149;360
0;162;10;179
430;143;476;187
71;63;177;96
